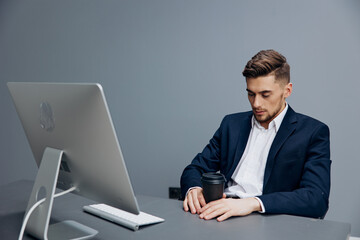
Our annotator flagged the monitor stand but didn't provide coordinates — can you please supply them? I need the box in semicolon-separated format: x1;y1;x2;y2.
22;147;98;240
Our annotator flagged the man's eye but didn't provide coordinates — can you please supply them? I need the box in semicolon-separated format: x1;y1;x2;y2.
248;93;255;97
262;95;270;98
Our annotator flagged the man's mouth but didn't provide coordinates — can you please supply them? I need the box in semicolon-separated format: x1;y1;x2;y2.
254;109;266;115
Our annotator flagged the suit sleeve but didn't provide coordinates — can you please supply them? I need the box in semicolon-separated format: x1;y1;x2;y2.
258;123;331;218
180;119;224;200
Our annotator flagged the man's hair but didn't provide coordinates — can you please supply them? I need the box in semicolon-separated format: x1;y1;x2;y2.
242;49;290;84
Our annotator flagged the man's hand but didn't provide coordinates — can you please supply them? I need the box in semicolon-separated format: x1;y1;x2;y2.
183;188;207;214
199;197;261;222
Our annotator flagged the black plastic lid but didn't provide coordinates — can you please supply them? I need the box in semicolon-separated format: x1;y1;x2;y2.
201;172;225;184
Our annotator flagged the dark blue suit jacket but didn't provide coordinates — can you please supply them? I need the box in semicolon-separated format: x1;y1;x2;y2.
180;106;331;218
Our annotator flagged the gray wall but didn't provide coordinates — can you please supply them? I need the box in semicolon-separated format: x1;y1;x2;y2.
1;0;359;236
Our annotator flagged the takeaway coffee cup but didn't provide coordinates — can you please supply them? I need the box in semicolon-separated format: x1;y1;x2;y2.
201;172;225;203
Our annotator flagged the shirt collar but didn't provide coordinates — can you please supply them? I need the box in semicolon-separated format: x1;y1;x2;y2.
251;103;288;132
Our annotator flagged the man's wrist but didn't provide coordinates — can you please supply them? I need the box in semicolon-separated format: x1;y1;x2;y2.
251;197;262;212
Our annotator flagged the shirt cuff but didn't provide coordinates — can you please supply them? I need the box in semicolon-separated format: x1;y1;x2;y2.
254;197;266;213
185;186;202;197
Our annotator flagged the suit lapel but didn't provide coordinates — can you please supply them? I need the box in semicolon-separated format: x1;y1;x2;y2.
263;106;297;189
226;114;252;181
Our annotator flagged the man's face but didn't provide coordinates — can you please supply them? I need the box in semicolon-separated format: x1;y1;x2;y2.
246;74;292;129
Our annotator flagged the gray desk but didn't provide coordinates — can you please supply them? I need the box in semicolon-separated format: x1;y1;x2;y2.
0;180;351;240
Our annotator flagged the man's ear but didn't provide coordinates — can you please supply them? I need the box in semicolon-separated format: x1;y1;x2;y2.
284;82;293;98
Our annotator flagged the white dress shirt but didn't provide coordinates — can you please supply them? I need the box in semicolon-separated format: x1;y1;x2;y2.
224;103;288;212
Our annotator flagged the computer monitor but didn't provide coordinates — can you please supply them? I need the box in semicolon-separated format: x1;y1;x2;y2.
8;82;140;239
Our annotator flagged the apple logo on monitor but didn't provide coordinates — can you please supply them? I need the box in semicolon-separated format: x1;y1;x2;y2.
40;102;55;132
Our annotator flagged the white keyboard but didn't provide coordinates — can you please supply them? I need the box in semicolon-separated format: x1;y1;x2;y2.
83;203;164;231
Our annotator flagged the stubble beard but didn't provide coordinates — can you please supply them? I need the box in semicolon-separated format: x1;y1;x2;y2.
254;101;285;125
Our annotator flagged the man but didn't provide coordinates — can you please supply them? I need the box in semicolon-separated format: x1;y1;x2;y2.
180;49;331;222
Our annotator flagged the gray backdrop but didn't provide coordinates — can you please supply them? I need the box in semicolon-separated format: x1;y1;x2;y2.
1;0;359;236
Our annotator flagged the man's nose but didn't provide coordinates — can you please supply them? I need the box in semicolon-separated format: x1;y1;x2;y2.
253;95;262;108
